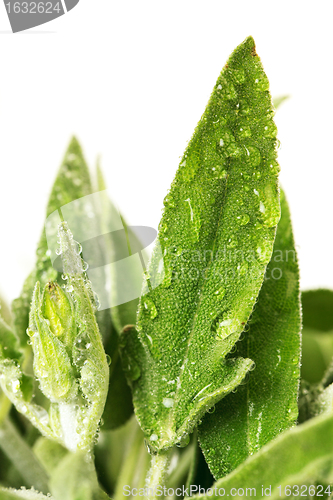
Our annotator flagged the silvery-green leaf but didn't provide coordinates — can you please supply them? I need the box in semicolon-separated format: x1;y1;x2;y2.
49;452;109;500
0;419;49;494
193;413;333;500
12;137;93;346
198;189;301;478
310;383;333;417
132;36;281;452
33;437;67;475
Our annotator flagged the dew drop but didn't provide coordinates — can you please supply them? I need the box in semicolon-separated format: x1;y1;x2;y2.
106;354;111;366
212;165;227;180
216;317;240;340
246;146;261;167
238;126;251;138
74;242;82;255
239;102;250;116
256;240;272;264
93;292;101;311
255;75;269;92
238;260;249;276
163;193;175;208
215;287;226;297
263;121;278;138
232;68;245;84
143;296;158;319
269;159;280;175
259;184;281;228
162;397;174;408
176;434;190;448
219;130;242;158
237;213;250;226
227;236;238;249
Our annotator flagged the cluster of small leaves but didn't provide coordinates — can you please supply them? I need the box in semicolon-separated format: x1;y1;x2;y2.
0;36;332;500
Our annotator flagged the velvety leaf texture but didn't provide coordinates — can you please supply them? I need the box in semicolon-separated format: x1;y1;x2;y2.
130;36;281;452
198;189;301;478
194;413;333;500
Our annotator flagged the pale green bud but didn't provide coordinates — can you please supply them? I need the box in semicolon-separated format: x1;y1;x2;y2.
28;282;78;403
42;281;76;351
23;221;110;452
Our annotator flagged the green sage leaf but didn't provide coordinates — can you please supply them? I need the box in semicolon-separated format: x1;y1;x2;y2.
0;317;21;362
309;383;333;417
49;452;109;500
131;36;280;452
12;137;93;346
193;413;333;500
0;419;49;494
198;189;301;478
33;437;67;475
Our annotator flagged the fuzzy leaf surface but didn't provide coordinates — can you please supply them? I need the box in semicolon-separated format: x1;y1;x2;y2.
198;189;301;478
195;413;333;500
132;36;281;451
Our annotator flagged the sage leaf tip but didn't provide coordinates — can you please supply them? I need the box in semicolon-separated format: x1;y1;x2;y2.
133;34;281;453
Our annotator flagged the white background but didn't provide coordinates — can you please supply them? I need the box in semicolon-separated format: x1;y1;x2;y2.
0;1;332;303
